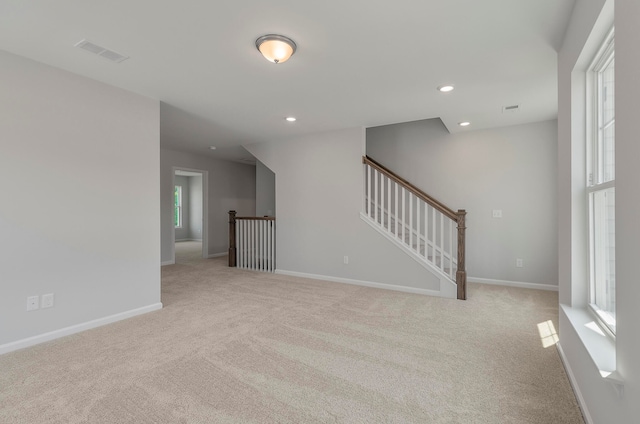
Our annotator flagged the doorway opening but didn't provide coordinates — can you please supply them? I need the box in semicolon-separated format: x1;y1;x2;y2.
173;168;208;264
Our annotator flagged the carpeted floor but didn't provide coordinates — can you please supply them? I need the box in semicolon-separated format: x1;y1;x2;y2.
0;249;583;423
175;240;204;264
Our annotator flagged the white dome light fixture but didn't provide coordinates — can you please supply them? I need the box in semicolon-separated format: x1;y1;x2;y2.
437;85;455;92
256;34;297;64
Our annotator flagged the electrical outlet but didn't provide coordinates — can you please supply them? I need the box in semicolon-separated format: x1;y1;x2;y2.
492;209;503;218
26;296;39;311
516;258;524;268
343;256;349;264
42;293;54;308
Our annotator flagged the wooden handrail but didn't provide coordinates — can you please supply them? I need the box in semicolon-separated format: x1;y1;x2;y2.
363;156;458;221
234;216;276;221
363;155;467;300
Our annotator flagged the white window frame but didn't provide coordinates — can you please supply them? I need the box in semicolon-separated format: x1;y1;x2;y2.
174;185;183;229
586;28;615;336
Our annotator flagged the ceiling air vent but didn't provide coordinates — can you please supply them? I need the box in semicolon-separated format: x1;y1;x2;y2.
502;104;520;114
74;39;129;63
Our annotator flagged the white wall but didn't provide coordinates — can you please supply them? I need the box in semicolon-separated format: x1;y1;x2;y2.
245;128;442;293
256;160;276;217
188;175;203;240
0;51;161;350
160;149;256;262
367;119;558;287
558;0;640;422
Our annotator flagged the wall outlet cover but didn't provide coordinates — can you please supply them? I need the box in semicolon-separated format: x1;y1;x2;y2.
27;296;39;311
42;293;54;308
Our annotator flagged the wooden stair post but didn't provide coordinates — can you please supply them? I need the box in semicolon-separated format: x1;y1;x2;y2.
456;209;467;300
228;210;237;267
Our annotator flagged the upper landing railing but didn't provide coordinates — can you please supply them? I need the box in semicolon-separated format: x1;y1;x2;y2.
228;211;275;272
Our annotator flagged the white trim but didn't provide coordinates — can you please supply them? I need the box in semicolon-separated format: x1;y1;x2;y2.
275;269;452;298
161;260;175;266
175;238;203;242
560;304;618;377
556;343;594;424
0;303;163;355
468;277;558;291
206;252;227;259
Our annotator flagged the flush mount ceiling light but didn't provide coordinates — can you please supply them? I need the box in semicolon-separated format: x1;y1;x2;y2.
256;34;297;64
458;121;471;127
437;85;455;92
285;116;297;122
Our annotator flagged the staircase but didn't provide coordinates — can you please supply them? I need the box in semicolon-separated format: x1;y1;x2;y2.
361;156;467;300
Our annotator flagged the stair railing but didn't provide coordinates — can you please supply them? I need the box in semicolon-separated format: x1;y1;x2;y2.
362;156;467;300
228;211;276;272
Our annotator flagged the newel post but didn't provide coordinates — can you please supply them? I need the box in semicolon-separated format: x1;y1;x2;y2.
228;210;237;267
456;209;467;300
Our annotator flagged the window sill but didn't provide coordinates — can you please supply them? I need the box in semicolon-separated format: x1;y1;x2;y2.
560;304;623;396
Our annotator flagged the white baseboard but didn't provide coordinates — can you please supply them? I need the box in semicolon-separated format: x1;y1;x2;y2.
275;269;448;298
206;252;227;259
0;303;163;356
161;260;175;266
556;343;593;424
468;277;558;291
176;238;203;242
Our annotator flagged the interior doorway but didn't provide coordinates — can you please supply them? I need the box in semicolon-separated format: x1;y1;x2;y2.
173;168;208;263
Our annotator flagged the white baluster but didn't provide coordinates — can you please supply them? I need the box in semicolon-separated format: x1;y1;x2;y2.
431;209;436;266
253;220;257;271
449;219;454;278
380;174;385;228
374;169;379;224
387;178;392;233
409;193;413;249
394;182;399;238
439;213;444;272
238;220;243;269
401;188;406;243
271;221;275;271
424;204;429;259
416;199;421;254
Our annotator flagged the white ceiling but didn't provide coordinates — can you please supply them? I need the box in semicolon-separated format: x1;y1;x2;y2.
0;0;576;162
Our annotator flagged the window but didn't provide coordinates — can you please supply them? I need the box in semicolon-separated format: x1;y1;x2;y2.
174;185;183;228
587;30;615;334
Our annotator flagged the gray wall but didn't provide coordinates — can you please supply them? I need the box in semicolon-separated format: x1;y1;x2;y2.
245;127;441;292
256;160;276;216
0;51;161;347
160;149;256;262
188;175;203;240
367;119;558;286
174;175;191;241
558;0;640;422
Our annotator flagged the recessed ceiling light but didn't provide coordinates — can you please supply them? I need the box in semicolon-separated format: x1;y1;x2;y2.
285;117;296;122
458;121;471;127
209;146;217;150
437;85;455;92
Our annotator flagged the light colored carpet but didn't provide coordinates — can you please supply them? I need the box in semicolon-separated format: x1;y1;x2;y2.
175;240;203;264
0;254;583;423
